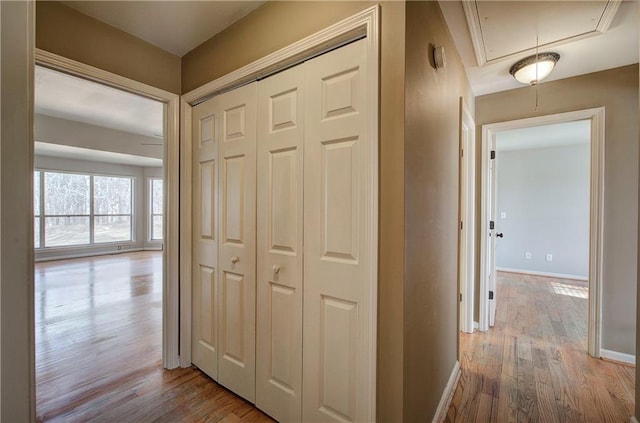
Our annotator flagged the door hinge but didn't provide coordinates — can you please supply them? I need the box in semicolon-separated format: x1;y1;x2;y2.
460;221;463;230
489;290;494;300
489;220;495;230
459;293;462;302
490;150;496;160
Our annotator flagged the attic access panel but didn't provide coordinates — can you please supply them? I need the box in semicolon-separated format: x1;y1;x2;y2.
463;0;621;65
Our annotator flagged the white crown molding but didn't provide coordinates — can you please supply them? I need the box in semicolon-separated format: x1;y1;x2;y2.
461;1;486;67
597;0;622;33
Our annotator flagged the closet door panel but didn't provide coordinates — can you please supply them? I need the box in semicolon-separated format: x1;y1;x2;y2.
191;101;219;379
217;82;258;403
303;38;372;423
256;65;305;422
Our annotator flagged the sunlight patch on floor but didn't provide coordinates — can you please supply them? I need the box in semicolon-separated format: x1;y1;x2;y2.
548;281;588;299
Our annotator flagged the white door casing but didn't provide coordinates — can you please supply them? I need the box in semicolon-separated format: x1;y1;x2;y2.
478;108;605;359
217;82;258;402
181;6;380;419
256;65;305;421
191;100;219;379
302;38;373;423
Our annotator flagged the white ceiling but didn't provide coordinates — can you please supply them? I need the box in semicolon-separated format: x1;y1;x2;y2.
496;120;591;151
440;0;638;95
35;66;163;138
62;1;265;57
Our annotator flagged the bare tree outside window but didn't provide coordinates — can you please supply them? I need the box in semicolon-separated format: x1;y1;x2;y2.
35;171;134;248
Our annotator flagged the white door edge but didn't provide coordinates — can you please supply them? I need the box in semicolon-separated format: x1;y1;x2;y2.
479;107;605;357
459;97;475;334
180;5;380;419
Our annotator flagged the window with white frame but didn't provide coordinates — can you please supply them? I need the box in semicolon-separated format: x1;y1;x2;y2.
34;171;133;248
149;178;163;241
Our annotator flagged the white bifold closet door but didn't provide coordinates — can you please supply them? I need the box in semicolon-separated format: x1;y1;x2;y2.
191;37;372;422
191;82;258;403
255;65;305;421
302;38;372;423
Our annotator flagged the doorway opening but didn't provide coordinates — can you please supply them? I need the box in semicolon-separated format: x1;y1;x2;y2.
32;56;179;419
479;108;605;357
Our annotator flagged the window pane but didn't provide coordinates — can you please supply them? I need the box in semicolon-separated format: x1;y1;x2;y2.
94;176;132;215
152;215;163;240
152;179;163;215
45;216;90;247
34;217;40;248
34;171;40;215
44;172;90;215
94;216;132;243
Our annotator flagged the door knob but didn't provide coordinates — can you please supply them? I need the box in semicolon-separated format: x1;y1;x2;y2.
272;264;280;274
496;233;504;238
231;256;239;264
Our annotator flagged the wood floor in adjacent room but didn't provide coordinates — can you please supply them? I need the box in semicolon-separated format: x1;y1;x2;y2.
446;272;635;422
36;251;273;423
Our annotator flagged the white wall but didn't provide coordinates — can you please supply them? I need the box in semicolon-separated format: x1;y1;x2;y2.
495;143;590;278
35;113;162;160
34;155;162;261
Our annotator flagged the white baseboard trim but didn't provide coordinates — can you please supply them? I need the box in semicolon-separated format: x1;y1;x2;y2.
600;348;636;366
630;416;638;423
433;360;461;423
497;267;588;281
35;247;144;262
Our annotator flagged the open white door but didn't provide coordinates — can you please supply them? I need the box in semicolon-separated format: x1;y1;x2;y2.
256;64;305;421
458;98;475;334
191;99;219;379
302;38;374;423
487;138;498;328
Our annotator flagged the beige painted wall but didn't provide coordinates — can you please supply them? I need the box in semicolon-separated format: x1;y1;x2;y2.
476;65;639;355
1;1;35;421
182;2;407;421
36;1;181;94
403;1;474;419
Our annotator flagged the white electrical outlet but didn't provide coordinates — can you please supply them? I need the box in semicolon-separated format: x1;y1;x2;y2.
525;252;532;260
500;211;507;219
546;253;553;262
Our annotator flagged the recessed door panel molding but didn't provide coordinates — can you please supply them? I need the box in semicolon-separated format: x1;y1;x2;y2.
321;68;359;120
224;104;247;142
200;160;215;240
321;137;359;263
270;88;298;132
319;296;358;423
269;147;298;255
303;38;372;423
256;64;305;423
268;282;297;392
223;154;246;245
217;82;258;403
191;101;219;379
221;271;246;366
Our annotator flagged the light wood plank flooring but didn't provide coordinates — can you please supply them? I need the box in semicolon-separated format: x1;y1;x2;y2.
446;272;635;422
36;251;273;423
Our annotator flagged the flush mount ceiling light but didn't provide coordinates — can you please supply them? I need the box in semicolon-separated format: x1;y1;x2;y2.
509;52;560;85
